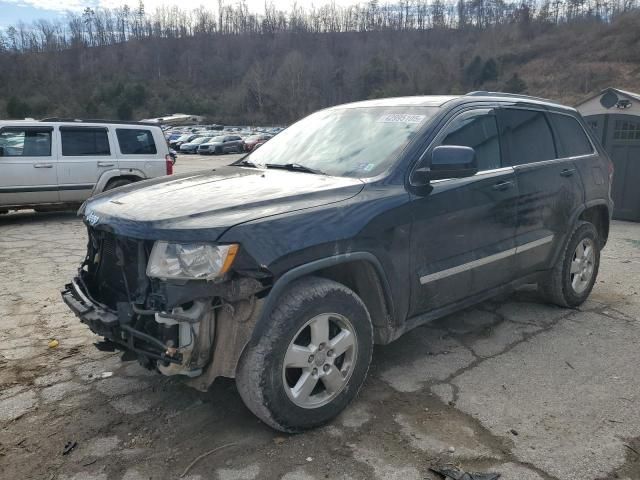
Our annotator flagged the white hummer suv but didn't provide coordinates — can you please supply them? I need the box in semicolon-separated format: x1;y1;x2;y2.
0;119;173;213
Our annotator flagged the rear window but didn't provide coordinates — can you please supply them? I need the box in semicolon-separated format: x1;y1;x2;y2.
501;109;556;165
116;129;157;155
550;113;593;157
61;127;110;156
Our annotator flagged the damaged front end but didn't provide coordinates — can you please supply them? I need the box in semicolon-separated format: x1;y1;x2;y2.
62;227;269;387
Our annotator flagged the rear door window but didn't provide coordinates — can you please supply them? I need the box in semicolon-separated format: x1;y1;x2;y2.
501;109;556;165
116;129;157;155
440;109;501;171
61;127;110;156
0;128;52;157
549;113;594;157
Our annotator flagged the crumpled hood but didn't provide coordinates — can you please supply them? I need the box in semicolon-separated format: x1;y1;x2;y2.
83;166;364;241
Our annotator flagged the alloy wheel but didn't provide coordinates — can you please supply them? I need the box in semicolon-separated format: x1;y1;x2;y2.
570;237;595;294
282;313;358;409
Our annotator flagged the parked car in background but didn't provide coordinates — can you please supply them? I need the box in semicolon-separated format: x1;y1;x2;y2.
198;135;244;154
179;136;215;153
170;134;198;150
243;134;273;152
0;119;172;213
166;133;183;143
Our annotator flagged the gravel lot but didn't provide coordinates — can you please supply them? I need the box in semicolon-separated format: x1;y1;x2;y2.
1;159;639;480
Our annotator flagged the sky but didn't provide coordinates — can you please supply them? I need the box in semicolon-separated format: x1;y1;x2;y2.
0;0;365;28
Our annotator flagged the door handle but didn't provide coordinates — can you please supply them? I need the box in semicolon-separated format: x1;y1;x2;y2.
492;180;513;191
98;162;115;167
34;163;53;168
560;168;576;177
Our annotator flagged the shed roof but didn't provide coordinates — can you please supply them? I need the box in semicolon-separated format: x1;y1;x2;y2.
576;87;640;107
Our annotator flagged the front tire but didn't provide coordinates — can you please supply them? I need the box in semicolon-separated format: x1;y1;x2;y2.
539;221;600;307
236;276;373;433
104;178;132;191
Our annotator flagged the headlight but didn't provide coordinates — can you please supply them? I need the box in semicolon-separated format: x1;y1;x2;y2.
146;242;239;281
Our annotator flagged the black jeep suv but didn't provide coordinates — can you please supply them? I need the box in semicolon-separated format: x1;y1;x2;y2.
63;92;613;432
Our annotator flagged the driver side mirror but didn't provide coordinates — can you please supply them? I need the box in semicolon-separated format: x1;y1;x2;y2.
413;145;478;184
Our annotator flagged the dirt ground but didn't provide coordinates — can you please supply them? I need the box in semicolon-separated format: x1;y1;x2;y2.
1;162;639;480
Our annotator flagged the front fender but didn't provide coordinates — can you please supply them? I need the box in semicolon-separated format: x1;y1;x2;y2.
246;252;395;348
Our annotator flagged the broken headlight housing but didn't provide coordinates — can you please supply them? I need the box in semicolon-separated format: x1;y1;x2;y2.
146;241;238;281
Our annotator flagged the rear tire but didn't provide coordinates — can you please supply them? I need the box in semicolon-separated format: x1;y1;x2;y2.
104;178;132;191
539;221;600;307
236;276;373;433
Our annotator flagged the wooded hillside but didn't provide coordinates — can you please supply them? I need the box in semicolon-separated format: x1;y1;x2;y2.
1;1;639;124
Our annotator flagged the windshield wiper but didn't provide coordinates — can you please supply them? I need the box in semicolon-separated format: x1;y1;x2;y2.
235;158;260;168
266;163;326;175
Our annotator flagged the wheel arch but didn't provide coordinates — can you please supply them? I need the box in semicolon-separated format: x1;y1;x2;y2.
93;169;146;194
547;200;611;270
577;202;610;248
250;253;396;347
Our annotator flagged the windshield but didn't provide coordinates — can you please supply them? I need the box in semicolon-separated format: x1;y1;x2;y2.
192;137;210;144
246;106;437;177
209;136;225;143
177;134;191;141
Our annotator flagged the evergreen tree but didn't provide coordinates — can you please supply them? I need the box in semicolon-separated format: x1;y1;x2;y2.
6;97;29;119
504;73;528;93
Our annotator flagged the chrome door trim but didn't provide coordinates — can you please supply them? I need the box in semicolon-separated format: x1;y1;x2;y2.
419;235;554;284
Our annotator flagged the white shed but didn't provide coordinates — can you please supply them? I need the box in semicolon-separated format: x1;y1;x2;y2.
576;88;640;221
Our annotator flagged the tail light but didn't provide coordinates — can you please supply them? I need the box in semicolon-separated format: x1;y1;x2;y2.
165;154;174;175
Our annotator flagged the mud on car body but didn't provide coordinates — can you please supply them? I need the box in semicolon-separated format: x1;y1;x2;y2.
63;92;613;432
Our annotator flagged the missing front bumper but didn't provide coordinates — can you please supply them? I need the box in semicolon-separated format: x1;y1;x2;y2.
61;278;205;371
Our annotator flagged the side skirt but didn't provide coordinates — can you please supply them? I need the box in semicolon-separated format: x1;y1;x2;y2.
387;272;544;343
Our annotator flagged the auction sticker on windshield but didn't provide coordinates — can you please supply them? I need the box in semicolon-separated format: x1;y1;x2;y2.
377;114;426;123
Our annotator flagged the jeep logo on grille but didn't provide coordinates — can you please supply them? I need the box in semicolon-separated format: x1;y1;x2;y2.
86;211;100;226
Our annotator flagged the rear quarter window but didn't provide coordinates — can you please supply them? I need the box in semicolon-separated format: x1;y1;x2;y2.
116;129;157;155
549;113;594;157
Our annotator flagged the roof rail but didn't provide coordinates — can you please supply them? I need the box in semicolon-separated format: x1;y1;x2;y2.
465;91;555;103
40;118;158;126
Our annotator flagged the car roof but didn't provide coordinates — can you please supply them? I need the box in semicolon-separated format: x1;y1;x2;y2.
0;119;163;129
329;92;576;113
334;96;459;109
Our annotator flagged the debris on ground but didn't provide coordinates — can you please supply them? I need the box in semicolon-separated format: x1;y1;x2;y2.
62;441;77;455
48;339;59;349
180;443;236;478
430;465;501;480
